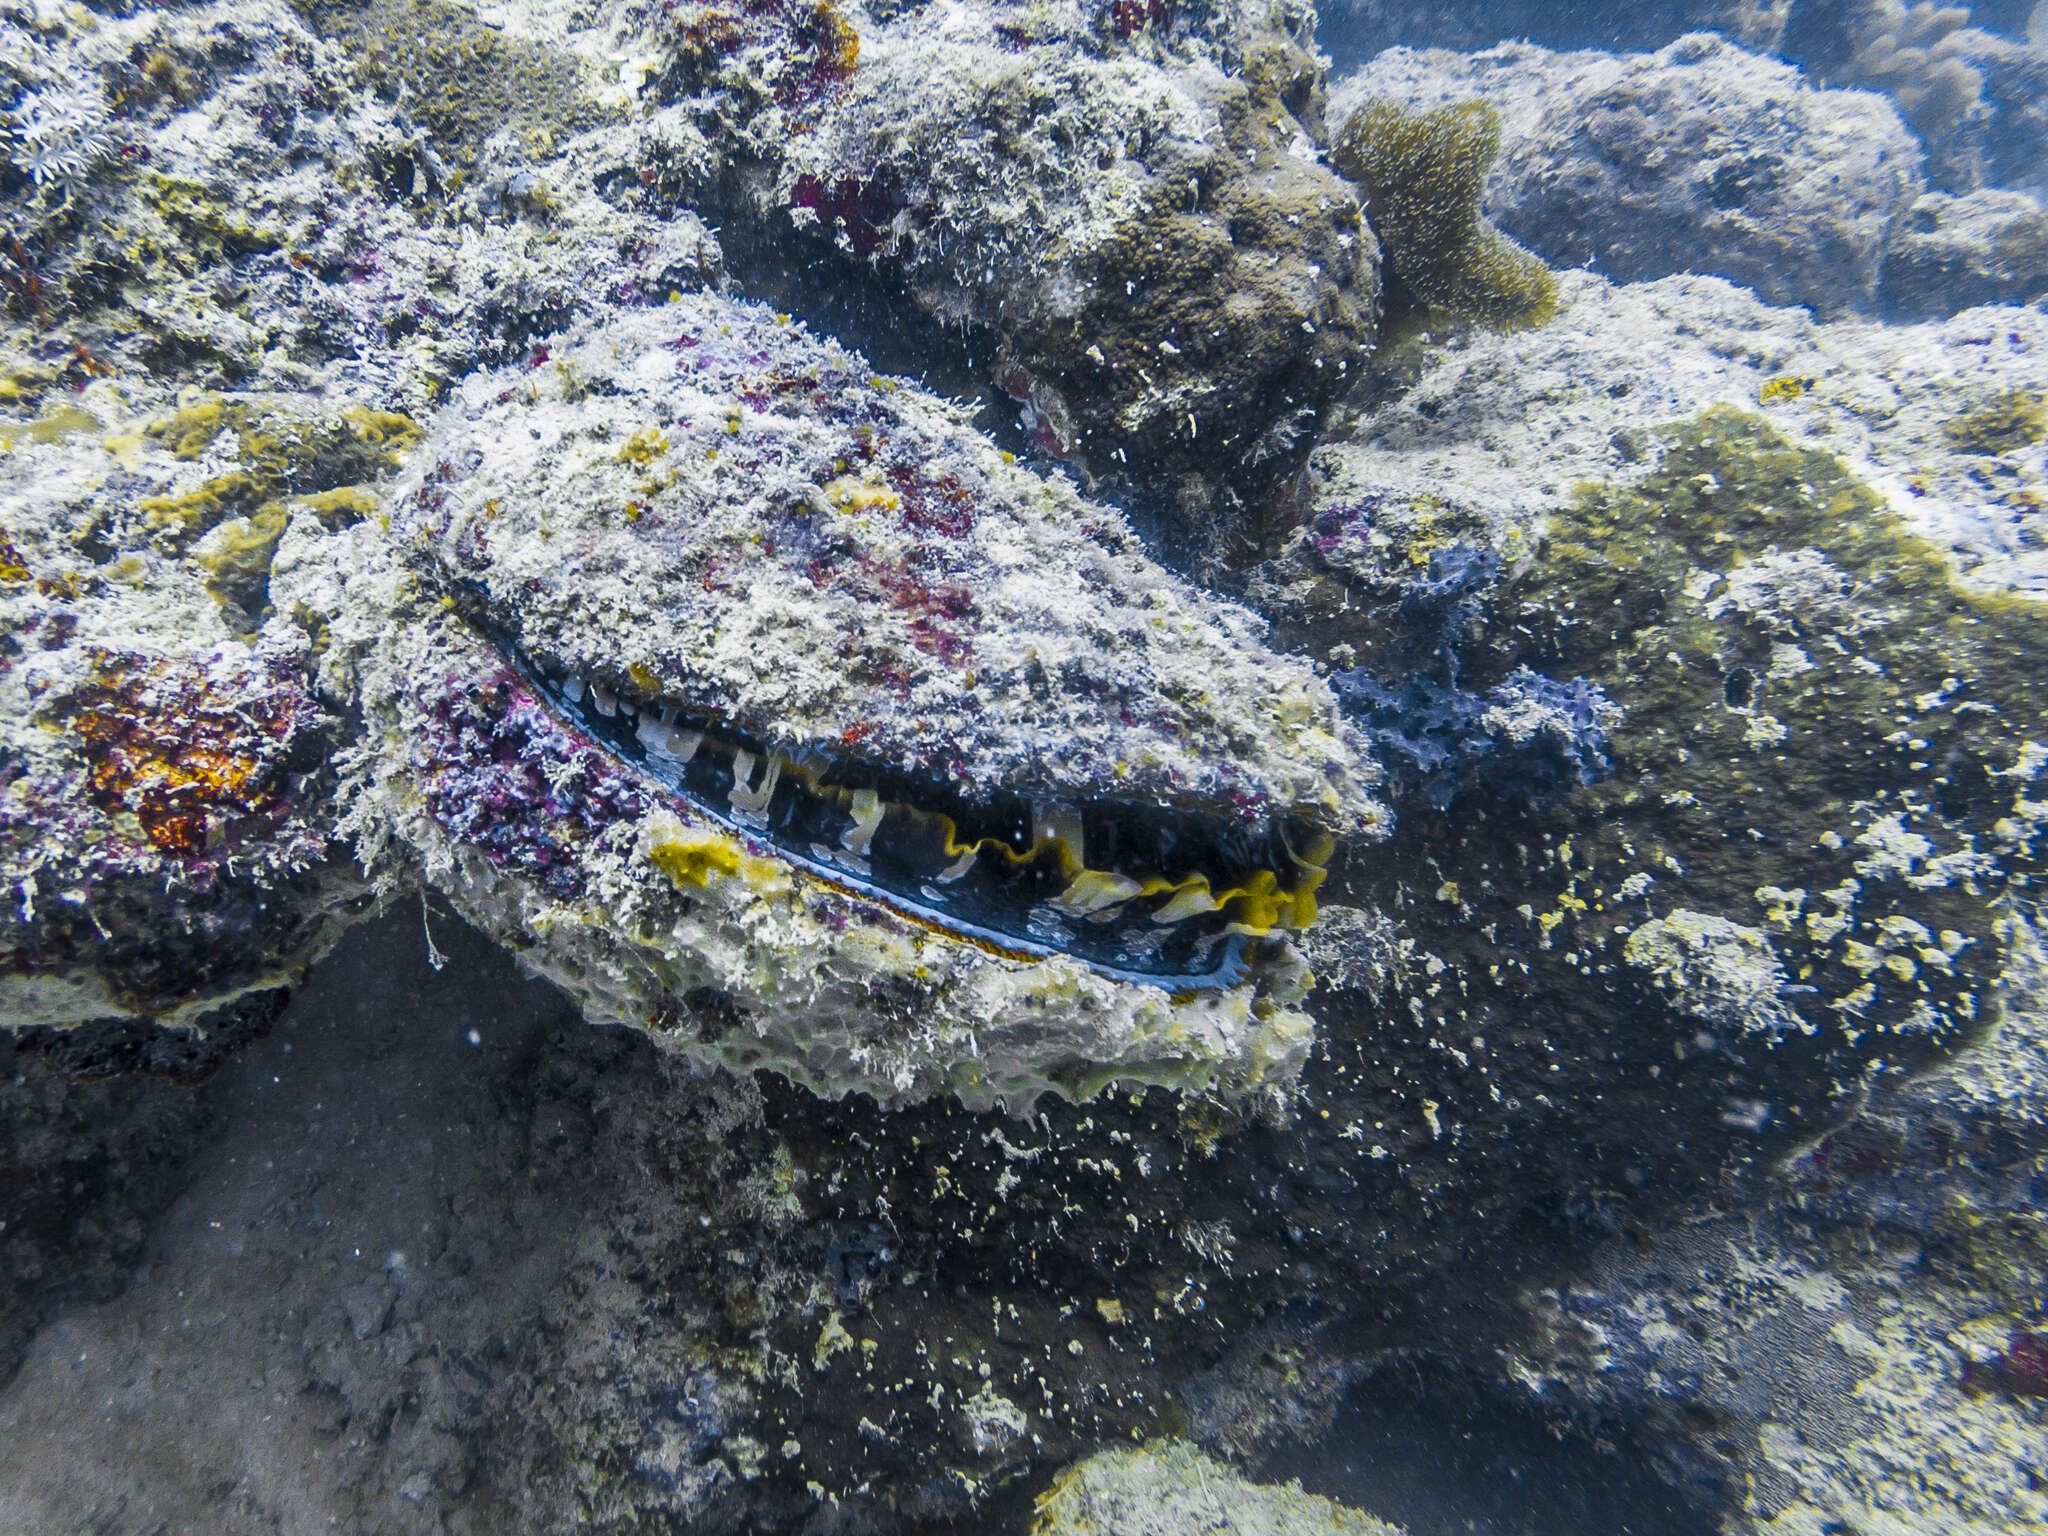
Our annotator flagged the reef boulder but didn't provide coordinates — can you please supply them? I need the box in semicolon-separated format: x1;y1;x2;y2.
1332;33;1927;312
1882;186;2048;318
650;0;1381;497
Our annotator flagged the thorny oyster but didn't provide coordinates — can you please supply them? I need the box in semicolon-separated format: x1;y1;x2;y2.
9;295;1384;1108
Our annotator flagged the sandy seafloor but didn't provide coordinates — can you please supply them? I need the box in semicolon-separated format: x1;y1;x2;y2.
0;907;1721;1535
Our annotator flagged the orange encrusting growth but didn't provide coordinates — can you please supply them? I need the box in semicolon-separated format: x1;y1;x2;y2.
62;653;318;858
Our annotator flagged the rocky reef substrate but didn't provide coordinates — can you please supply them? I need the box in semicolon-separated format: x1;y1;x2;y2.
5;0;2048;1531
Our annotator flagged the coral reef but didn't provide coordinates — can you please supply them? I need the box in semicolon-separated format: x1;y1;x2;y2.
304;0;610;170
1033;1438;1403;1535
1495;406;2044;1042
1235;274;2048;1494
1330;97;1557;329
1332;34;1926;312
1254;269;2048;594
0;0;723;406
1883;186;2048;316
1312;404;2048;1067
7;0;2048;1530
1234;402;2048;1319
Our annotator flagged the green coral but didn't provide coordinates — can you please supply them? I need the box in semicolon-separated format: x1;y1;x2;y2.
1484;407;2048;1053
1943;388;2048;455
1332;99;1557;331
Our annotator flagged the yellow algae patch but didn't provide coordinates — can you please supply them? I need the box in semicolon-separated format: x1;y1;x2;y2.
292;485;381;523
647;824;792;895
814;1312;855;1371
820;474;902;514
0;365;54;406
140;472;256;542
1033;1438;1401;1536
0;403;99;451
1759;375;1813;405
833;925;923;975
617;427;670;466
195;503;294;585
144;393;229;459
341;406;421;452
1270;679;1333;726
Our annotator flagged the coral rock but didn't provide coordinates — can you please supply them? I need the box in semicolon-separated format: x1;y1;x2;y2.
658;0;1381;491
1882;186;2048;317
1333;34;1926;312
1034;1438;1403;1536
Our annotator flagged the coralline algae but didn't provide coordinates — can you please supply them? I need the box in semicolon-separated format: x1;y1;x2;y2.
0;401;366;1028
273;294;1386;1106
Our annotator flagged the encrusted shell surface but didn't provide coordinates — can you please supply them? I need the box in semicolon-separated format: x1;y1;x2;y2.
282;296;1387;1107
394;297;1382;834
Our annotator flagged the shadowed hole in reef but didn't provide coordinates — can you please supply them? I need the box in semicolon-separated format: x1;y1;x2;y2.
1265;1367;1721;1536
714;220;1029;453
713;221;1250;573
0;904;1732;1531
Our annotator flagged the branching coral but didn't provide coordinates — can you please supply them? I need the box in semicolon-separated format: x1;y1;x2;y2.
1331;98;1558;330
1842;2;1992;178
